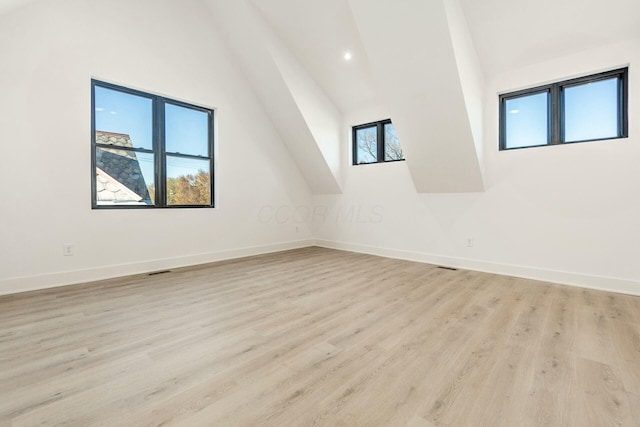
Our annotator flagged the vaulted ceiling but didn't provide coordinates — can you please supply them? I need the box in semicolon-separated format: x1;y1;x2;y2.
461;0;640;75
208;0;640;194
0;0;37;15
3;0;639;194
249;0;640;111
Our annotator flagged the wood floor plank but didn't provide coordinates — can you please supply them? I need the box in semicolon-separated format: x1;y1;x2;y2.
573;357;634;427
1;247;639;426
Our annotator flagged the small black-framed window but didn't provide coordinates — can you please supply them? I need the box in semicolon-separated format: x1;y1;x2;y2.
499;67;628;150
91;80;215;209
352;119;405;165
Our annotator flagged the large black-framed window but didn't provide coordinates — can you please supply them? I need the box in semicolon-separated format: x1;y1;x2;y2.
352;119;405;165
91;80;215;209
499;67;628;150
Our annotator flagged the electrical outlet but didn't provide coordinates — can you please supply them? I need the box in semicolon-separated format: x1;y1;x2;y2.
466;237;474;248
63;244;74;256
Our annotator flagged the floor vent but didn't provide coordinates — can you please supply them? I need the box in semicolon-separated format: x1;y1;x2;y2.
437;266;458;271
148;270;171;276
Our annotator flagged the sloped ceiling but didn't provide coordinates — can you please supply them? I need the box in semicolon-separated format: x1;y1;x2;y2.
229;0;488;193
0;0;38;15
4;0;639;194
348;0;485;193
205;0;343;195
228;0;640;194
250;0;640;110
461;0;640;75
251;0;375;113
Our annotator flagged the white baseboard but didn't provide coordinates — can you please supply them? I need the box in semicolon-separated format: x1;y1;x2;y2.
0;239;315;297
315;239;640;297
4;238;638;298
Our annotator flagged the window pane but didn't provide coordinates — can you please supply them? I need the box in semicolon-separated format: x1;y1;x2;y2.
355;126;377;164
95;148;154;205
166;156;211;206
94;86;153;150
165;104;210;157
384;123;404;161
564;78;619;142
505;92;548;149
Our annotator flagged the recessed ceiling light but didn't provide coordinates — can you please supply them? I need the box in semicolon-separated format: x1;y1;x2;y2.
343;51;352;61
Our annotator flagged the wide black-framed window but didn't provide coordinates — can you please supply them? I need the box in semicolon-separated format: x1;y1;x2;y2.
499;67;628;150
91;80;215;209
352;119;405;165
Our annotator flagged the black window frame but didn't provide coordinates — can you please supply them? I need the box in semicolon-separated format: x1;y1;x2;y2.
499;67;628;151
91;79;215;209
352;119;405;165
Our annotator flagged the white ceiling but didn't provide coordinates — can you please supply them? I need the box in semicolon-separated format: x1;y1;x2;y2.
460;0;640;75
251;0;376;114
3;0;638;115
0;0;38;15
251;0;640;115
4;0;636;194
348;0;485;192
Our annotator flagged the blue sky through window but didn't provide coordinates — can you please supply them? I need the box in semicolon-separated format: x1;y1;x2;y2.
504;75;621;149
95;86;153;149
564;78;618;142
95;86;210;181
95;87;155;186
384;123;403;161
356;126;377;163
505;91;548;149
165;104;209;157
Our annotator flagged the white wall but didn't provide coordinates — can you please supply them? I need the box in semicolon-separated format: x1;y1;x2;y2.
348;0;485;193
266;29;344;189
1;0;638;297
206;0;342;195
0;0;314;295
444;0;485;165
313;37;640;295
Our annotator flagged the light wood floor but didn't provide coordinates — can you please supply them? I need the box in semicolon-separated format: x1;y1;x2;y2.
1;247;639;426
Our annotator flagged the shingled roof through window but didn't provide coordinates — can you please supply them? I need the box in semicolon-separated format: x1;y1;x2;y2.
95;131;152;205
